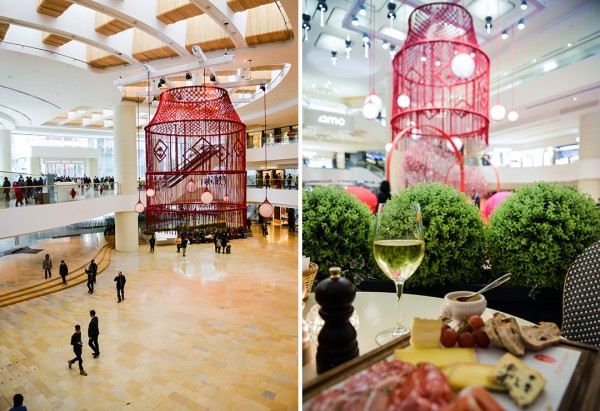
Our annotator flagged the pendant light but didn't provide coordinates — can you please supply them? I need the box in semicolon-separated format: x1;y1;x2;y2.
144;69;155;199
134;178;145;213
259;84;274;218
507;27;519;122
185;178;197;193
362;1;382;121
490;0;506;121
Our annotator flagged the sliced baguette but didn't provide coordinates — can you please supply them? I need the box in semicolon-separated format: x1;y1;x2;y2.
520;322;561;351
485;312;506;348
495;317;526;356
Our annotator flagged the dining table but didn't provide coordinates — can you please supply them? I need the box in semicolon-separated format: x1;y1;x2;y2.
302;291;600;411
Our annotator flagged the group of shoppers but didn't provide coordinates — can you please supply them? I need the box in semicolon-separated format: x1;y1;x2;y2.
42;254;69;285
68;309;100;376
3;175;44;207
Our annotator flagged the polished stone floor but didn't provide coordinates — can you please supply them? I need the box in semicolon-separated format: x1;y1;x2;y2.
0;224;299;410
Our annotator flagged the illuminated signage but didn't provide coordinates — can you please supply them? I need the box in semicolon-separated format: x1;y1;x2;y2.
317;114;346;127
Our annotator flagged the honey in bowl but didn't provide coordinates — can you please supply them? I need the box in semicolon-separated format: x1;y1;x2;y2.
442;291;487;321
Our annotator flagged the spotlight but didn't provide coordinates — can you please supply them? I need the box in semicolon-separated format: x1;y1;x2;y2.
359;5;366;16
302;13;311;41
520;0;528;10
157;77;166;88
210;74;216;82
351;15;359;26
331;50;338;66
185;72;192;80
382;41;389;50
501;29;508;40
485;16;492;34
389;44;397;59
517;18;525;30
344;38;352;58
362;33;370;43
387;2;397;20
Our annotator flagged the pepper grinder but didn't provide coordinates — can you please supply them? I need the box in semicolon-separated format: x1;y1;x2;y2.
315;267;359;374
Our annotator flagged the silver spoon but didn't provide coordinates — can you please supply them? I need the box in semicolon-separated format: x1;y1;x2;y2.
456;273;512;302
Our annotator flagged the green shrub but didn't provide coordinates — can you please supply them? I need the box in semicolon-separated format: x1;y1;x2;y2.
143;230;155;235
385;183;486;287
302;186;375;286
487;182;600;289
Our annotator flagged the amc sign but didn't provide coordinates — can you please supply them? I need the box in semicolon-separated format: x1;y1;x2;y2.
305;109;353;131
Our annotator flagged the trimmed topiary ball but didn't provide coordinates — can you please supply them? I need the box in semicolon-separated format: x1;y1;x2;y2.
487;182;600;290
303;186;374;286
385;182;486;287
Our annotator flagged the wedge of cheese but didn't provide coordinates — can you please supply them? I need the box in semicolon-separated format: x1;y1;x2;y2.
492;353;547;408
442;363;507;392
410;318;442;348
394;347;477;368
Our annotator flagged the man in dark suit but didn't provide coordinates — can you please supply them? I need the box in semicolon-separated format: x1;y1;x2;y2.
68;325;87;376
88;310;100;358
114;271;126;303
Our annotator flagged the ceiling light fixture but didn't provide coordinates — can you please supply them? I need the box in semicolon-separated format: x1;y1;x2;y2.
363;1;382;121
258;84;274;219
302;14;311;41
382;41;389;50
331;50;338;65
517;18;525;30
520;0;528;11
485;16;492;34
389;44;397;59
501;29;508;40
359;5;367;16
134;177;145;213
185;72;192;80
157;77;166;88
352;15;359;26
317;0;328;27
345;36;352;58
210;74;216;82
490;0;506;121
387;2;397;28
362;33;370;43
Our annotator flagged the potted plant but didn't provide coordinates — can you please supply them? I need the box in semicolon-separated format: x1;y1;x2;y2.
367;182;486;291
302;186;375;287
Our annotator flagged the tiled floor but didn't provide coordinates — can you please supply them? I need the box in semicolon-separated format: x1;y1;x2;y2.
0;224;299;410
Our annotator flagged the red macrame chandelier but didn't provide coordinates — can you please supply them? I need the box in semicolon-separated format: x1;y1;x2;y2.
388;3;490;193
144;85;247;231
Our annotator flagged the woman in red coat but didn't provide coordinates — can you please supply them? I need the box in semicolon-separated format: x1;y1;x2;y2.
13;182;24;207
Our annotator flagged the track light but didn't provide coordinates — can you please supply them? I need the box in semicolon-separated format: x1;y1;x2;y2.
520;0;528;10
331;50;337;66
359;5;366;16
517;18;525;30
363;41;369;59
185;72;192;80
382;41;389;50
362;33;370;43
485;16;492;34
302;14;311;41
389;44;397;59
317;0;328;27
157;77;166;88
210;74;216;82
501;29;508;40
352;15;359;26
387;2;396;27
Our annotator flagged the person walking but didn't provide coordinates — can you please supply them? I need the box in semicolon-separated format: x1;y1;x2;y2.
149;234;156;253
68;325;87;376
42;254;53;279
88;259;98;283
181;236;188;257
88;310;100;358
2;176;10;201
85;267;94;294
176;236;181;253
471;189;481;209
114;271;126;303
59;260;68;285
9;393;27;411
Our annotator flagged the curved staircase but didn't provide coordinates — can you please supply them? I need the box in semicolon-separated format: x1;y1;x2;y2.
0;242;115;308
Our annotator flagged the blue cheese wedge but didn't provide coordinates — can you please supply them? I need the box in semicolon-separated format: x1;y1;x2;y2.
493;353;547;408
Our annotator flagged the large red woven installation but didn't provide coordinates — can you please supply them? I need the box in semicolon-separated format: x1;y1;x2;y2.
144;86;246;231
390;3;490;193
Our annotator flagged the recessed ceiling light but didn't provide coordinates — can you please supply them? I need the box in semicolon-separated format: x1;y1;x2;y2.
573;97;578;101
543;61;557;72
567;43;572;47
532;58;537;63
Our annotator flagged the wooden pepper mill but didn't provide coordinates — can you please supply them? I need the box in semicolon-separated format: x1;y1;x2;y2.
315;267;359;374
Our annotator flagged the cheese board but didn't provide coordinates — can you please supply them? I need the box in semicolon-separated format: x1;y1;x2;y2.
302;334;600;410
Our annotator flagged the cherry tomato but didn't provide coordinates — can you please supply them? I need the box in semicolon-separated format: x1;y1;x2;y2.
467;315;485;330
440;328;459;347
458;331;475;348
473;329;491;348
440;324;452;337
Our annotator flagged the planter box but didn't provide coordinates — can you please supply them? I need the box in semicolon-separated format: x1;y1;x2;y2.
358;279;563;328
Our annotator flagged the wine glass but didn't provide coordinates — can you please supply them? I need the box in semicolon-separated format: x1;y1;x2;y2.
373;202;425;345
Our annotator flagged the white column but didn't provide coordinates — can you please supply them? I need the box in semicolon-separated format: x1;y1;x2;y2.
577;113;600;201
29;156;41;176
88;158;99;179
0;129;11;173
113;103;139;252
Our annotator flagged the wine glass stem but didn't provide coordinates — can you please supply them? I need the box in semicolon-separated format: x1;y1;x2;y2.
394;281;406;335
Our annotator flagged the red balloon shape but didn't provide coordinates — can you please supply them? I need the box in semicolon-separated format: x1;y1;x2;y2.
484;191;512;219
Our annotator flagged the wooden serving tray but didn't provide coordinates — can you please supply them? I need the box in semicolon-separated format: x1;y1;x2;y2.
302;336;600;410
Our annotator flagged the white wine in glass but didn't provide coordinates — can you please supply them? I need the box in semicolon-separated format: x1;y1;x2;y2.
373;203;425;345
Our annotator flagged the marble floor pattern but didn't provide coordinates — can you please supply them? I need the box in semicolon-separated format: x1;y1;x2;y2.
0;224;299;410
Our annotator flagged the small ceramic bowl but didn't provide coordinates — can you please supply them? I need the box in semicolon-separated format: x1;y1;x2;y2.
441;291;487;321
